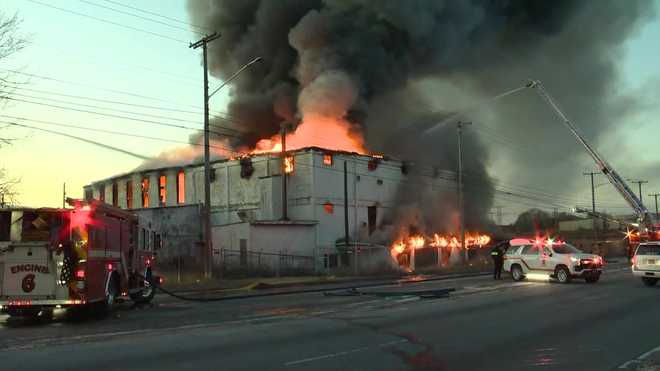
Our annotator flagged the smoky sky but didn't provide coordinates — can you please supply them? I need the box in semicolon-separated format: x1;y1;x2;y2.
186;0;656;230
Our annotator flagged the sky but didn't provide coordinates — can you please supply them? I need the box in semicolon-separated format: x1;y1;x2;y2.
1;0;660;223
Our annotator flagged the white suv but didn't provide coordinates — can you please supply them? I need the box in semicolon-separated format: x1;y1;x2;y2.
632;243;660;286
503;238;604;283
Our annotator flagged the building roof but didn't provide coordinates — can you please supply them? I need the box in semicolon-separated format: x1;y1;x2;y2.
85;146;400;187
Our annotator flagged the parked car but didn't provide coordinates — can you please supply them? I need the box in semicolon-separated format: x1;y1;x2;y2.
631;242;660;286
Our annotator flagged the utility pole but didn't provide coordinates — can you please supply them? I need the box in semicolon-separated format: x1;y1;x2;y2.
628;179;648;204
280;122;289;221
584;171;600;240
496;206;503;226
456;121;471;262
62;182;66;208
190;32;220;280
649;193;660;219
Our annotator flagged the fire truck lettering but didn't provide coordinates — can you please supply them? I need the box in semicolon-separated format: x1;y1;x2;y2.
10;264;50;274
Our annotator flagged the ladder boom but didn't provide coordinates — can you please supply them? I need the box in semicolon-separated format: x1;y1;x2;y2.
527;80;653;225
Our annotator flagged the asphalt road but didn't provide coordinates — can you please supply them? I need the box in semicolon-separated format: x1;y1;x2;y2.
1;264;658;371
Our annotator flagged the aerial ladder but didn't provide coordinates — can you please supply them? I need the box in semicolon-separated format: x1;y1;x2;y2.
523;80;658;246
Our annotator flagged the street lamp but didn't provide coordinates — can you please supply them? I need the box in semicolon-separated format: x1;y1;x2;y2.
209;57;263;98
189;44;262;279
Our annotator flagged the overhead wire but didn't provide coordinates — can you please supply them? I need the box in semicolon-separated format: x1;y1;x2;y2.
2;121;150;159
100;0;213;33
0;117;240;154
26;0;189;44
77;0;205;36
2;97;244;139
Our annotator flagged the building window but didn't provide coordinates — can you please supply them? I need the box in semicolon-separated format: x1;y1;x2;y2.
112;182;118;207
99;184;105;203
323;202;334;214
176;170;185;204
141;178;150;208
284;156;294;174
84;188;93;201
159;175;166;206
323;154;333;166
368;206;377;235
126;180;133;209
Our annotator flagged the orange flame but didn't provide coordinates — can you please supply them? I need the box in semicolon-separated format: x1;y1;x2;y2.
391;231;491;260
248;118;366;156
284;156;294;174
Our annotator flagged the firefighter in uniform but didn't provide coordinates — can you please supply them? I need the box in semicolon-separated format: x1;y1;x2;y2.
491;241;507;280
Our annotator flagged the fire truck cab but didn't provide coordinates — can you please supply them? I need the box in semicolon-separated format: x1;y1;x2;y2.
0;199;159;318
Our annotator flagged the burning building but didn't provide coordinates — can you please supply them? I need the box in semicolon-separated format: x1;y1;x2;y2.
83;147;471;276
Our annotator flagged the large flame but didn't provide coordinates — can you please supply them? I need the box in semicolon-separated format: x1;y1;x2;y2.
248;118;366;155
390;232;491;260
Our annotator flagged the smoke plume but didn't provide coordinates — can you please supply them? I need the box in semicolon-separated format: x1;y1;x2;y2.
185;0;656;232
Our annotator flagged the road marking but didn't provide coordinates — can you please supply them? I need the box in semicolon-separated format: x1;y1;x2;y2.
0;314;300;352
618;344;660;369
284;339;408;366
394;296;420;304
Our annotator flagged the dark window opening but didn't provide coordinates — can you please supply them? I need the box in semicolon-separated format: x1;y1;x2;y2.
99;184;105;203
112;183;118;207
0;211;11;241
126;181;133;209
368;206;377;235
84;188;93;201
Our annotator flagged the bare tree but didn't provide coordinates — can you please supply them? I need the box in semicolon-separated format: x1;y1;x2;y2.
0;12;27;102
0;12;26;206
0;168;18;207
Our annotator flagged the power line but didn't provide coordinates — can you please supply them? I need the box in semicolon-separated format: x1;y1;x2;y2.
3;121;150;159
1;70;248;123
4;84;251;134
3;97;243;139
0;117;240;154
101;0;213;32
78;0;205;36
26;0;188;44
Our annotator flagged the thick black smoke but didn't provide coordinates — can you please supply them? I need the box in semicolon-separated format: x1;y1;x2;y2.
186;0;655;232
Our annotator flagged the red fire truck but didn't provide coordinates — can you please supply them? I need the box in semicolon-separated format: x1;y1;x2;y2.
0;198;159;318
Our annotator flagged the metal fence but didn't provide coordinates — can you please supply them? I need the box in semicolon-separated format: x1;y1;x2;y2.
216;249;315;277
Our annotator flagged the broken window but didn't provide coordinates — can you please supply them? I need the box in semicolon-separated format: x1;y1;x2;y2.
323;154;333;166
141;178;150;208
177;170;185;204
112;182;118;207
99;184;105;203
159;175;166;206
126;180;133;209
240;158;254;179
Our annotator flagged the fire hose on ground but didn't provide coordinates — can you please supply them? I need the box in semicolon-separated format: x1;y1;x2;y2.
141;273;469;302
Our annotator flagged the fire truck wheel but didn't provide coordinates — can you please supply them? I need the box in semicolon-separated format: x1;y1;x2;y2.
642;277;658;287
555;266;572;284
511;265;525;281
